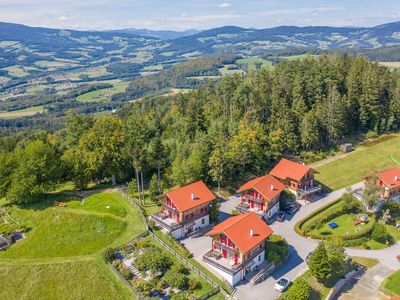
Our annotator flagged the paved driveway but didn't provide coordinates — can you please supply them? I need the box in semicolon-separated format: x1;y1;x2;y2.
337;263;393;300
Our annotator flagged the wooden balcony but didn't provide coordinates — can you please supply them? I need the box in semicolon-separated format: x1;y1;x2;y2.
297;184;322;196
150;212;182;232
214;241;239;254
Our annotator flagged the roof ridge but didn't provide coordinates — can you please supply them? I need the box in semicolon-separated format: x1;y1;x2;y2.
224;213;253;231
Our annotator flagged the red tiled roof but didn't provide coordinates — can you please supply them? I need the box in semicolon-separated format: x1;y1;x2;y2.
376;168;400;189
269;158;316;181
237;174;285;201
206;213;273;253
166;180;216;212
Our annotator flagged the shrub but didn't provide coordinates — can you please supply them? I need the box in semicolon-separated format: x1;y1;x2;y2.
285;279;312;300
155;278;167;291
188;279;200;291
132;280;154;296
265;234;289;264
165;234;192;258
371;223;392;244
103;247;115;262
135;246;172;273
119;265;133;280
231;209;239;216
164;269;189;290
366;130;378;139
172;264;189;275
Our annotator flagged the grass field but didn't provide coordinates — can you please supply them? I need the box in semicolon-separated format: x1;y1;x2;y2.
0;191;146;299
236;57;274;71
378;61;400;69
0;106;46;119
77;81;129;103
315;134;400;190
382;270;400;296
0;259;131;300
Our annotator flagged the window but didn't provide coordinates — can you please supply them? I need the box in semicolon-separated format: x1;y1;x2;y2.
202;218;205;224
259;244;262;249
258;255;261;262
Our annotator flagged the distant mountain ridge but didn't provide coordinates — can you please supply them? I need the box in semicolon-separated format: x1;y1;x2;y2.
108;28;200;40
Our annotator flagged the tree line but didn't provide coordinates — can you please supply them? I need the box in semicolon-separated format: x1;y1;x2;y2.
1;54;400;204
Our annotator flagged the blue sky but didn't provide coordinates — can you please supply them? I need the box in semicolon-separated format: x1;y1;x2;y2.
0;0;399;31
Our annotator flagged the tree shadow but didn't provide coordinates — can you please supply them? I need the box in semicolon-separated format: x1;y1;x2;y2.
17;193;79;212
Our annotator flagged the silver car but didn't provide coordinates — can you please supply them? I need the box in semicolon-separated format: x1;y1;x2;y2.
275;277;291;292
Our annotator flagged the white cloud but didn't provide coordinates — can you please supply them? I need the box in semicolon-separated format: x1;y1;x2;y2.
58;15;68;21
218;3;231;8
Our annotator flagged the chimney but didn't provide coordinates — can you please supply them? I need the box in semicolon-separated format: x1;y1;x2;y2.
191;193;195;200
250;229;254;237
396;176;398;181
271;184;274;190
302;162;305;166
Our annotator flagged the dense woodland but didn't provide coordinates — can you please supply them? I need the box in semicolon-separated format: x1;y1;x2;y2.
1;54;400;204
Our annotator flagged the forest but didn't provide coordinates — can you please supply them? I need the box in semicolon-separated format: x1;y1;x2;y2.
1;54;400;205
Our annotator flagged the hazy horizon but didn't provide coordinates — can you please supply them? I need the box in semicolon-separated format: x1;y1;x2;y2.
0;0;398;31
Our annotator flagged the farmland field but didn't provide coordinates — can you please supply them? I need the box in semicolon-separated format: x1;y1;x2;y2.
77;81;129;103
0;191;146;299
315;134;400;190
378;61;400;69
0;106;47;119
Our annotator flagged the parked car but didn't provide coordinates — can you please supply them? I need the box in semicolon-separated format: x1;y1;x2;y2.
275;277;291;292
285;204;300;215
276;212;285;222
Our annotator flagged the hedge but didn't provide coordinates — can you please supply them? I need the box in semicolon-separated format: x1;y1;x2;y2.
295;194;373;245
294;197;344;236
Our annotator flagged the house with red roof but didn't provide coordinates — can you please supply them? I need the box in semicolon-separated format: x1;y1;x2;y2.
366;168;400;201
235;174;285;219
150;180;216;238
269;158;321;200
203;213;274;286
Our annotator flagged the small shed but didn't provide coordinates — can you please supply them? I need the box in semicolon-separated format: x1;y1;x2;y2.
0;234;12;251
341;143;353;153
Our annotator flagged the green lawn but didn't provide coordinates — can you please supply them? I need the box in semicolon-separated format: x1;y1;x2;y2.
77;81;129;103
67;192;127;218
0;259;132;300
382;270;400;296
315;134;400;190
0;191;147;299
308;213;375;237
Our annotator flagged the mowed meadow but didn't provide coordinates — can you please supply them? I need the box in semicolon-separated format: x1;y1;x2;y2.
315;134;400;190
0;191;146;299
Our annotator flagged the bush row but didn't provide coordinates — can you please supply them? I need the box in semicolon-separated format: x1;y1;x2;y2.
294;197;345;236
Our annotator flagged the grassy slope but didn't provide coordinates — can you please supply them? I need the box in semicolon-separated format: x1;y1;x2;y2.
315;134;400;190
0;191;146;300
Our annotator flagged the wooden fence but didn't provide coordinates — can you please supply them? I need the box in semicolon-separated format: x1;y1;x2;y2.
118;187;230;299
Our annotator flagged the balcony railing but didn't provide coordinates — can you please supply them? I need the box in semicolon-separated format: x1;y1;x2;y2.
235;203;265;216
162;204;179;214
214;241;238;254
203;250;243;275
150;212;182;231
244;195;264;204
297;184;322;196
